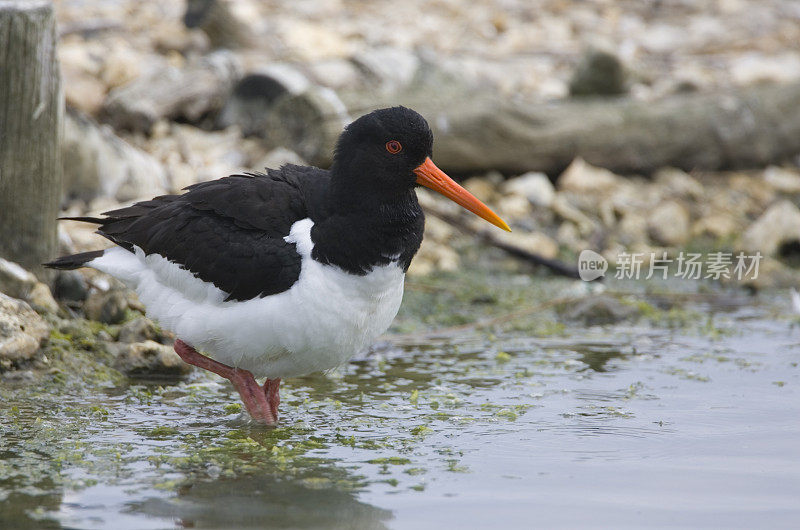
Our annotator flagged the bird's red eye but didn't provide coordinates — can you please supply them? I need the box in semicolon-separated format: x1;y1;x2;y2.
385;140;402;154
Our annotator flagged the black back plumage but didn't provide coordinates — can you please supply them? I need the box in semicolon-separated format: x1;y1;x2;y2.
47;106;435;302
93;166;323;302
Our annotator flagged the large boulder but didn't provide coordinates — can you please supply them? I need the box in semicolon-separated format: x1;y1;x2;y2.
113;340;192;379
0;258;59;314
83;289;129;324
763;166;800;194
647;201;691;246
502;171;555;208
740;200;800;256
0;293;51;369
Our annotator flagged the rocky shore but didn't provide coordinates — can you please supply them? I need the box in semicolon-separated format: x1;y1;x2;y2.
2;1;799;379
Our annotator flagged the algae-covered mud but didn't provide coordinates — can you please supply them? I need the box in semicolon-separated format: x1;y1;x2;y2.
1;268;799;529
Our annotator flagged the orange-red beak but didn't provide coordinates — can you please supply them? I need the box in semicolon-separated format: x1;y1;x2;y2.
414;157;511;232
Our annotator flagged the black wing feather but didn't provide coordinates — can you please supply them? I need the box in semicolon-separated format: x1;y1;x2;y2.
94;167;327;301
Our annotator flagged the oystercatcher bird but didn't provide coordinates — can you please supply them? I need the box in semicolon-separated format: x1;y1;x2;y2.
46;107;509;424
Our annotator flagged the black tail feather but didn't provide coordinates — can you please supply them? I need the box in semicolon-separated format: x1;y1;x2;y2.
43;250;105;270
58;216;105;224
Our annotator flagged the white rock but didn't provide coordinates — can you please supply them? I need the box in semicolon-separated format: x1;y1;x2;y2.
432;245;460;272
26;283;60;315
763;166;800;194
407;238;460;276
0;259;59;314
0;293;50;365
617;212;648;246
352;47;420;91
277;20;352;61
496;194;532;219
741;200;800;256
118;317;160;344
731;52;800;85
557;157;620;193
0;258;37;299
461;176;497;204
551;195;597;236
647;201;691;246
423;214;455;243
62;67;107;115
654;167;704;199
305;59;363;90
496;231;559;260
556;222;590;253
692;214;740;239
639;23;686;54
255;147;307;171
406;257;434;277
502;172;555;208
100;44;145;89
113;340;192;379
58;39;102;76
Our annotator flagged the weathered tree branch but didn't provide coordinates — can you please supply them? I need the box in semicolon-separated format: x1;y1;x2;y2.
421;203;581;280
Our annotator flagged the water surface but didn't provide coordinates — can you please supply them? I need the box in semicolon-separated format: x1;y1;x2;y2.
1;280;798;529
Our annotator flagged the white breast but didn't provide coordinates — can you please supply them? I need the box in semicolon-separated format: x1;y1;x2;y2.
89;218;405;378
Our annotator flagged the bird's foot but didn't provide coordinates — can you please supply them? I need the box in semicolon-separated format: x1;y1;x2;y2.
174;339;281;425
228;369;278;424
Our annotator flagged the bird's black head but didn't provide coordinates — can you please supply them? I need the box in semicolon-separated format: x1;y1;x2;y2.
331;106;433;200
330;106;510;231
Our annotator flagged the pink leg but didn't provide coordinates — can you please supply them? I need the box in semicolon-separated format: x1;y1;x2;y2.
264;378;281;420
174;339;279;425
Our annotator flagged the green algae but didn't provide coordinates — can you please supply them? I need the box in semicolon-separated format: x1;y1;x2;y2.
224;403;242;414
367;457;413;466
663;367;711;382
495;351;512;363
410;425;433;437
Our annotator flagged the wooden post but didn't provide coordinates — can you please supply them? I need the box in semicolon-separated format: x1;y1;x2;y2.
0;1;62;278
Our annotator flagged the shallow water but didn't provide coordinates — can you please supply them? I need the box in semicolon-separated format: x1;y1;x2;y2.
1;283;799;529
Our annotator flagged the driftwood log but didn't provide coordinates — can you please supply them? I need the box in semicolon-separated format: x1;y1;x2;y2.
421;82;800;175
0;1;62;278
223;59;800;175
102;50;241;132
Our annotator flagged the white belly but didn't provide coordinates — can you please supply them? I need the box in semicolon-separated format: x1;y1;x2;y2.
89;218;405;378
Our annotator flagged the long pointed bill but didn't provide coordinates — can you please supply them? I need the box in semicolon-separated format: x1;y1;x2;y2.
414;157;511;232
